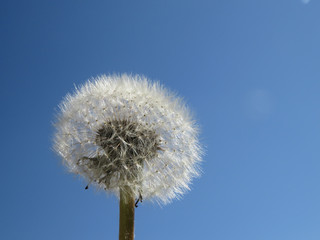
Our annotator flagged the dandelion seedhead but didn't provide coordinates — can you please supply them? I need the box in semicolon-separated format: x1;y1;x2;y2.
54;74;202;204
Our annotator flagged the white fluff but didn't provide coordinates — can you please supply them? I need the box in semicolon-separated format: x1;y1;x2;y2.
53;74;202;204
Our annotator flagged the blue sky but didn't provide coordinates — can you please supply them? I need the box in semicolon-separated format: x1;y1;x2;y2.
1;0;320;239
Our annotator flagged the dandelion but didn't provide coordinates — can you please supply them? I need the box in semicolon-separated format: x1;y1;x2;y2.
53;74;202;240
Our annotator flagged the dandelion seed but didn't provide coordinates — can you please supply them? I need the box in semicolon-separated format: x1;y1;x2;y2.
53;74;202;239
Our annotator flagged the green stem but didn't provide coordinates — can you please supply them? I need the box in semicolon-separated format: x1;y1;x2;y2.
119;186;135;240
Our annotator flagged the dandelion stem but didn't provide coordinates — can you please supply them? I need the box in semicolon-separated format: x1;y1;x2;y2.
119;186;135;240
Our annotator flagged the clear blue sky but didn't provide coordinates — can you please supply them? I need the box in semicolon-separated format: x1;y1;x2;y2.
1;0;320;239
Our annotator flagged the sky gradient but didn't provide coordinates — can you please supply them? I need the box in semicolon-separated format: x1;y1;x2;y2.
1;0;320;239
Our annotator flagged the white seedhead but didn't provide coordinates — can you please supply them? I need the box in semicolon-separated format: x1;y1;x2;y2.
54;74;202;205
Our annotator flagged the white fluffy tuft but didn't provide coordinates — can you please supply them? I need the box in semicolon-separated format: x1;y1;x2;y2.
53;74;202;205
